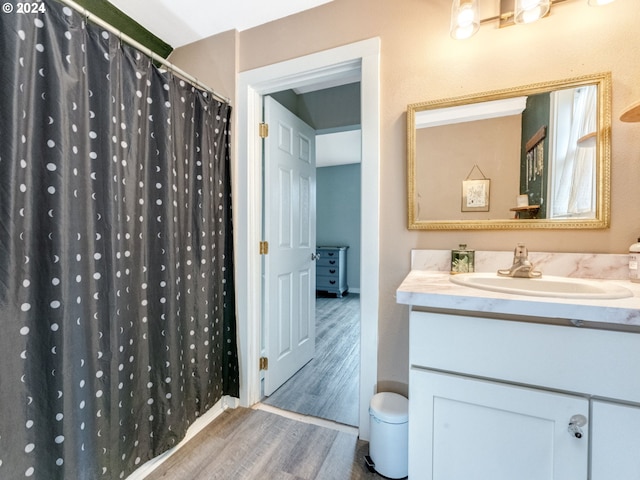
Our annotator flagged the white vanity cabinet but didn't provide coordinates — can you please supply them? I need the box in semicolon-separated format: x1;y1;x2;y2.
409;310;640;480
410;369;589;480
591;401;640;479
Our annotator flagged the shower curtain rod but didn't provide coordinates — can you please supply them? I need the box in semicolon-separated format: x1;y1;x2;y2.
57;0;231;104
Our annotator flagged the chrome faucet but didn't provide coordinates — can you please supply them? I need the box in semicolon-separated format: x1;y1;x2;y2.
497;243;542;278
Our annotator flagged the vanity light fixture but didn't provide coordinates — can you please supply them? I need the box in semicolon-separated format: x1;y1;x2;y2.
450;0;480;40
451;0;616;40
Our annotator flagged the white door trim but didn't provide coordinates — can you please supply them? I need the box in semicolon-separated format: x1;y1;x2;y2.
236;37;380;440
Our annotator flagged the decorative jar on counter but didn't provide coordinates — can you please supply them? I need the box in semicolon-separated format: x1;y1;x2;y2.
451;244;475;274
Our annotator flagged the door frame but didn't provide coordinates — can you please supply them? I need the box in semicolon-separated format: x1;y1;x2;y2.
235;38;380;440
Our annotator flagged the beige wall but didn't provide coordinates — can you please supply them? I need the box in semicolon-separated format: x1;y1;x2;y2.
168;29;238;102
416;116;521;221
172;0;640;391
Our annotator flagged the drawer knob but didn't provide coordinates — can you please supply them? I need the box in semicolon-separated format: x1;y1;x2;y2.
568;414;587;439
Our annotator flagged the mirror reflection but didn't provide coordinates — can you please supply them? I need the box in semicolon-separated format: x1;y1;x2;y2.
407;72;611;230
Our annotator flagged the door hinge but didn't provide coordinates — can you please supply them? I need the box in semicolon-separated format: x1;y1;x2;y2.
259;357;269;370
259;241;269;255
259;123;269;138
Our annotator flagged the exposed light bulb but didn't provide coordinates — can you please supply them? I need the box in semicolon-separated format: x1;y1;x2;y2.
457;4;476;25
450;0;480;40
446;0;616;41
514;0;550;24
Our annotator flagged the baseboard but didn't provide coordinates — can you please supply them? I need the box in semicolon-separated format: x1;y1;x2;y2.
126;395;239;480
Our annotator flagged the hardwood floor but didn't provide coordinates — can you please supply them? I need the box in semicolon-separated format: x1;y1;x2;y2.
263;293;360;426
145;294;368;480
146;407;374;480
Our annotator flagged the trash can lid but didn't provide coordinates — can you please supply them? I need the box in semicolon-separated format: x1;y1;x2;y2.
369;392;408;424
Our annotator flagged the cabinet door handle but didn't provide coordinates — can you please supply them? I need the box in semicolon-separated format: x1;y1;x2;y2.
568;414;587;439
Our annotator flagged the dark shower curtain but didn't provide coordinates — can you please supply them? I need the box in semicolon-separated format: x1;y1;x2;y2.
0;1;239;478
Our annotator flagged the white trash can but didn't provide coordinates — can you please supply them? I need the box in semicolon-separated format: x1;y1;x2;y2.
368;392;408;479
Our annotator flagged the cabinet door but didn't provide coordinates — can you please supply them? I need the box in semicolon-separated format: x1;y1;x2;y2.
409;369;589;480
591;400;640;479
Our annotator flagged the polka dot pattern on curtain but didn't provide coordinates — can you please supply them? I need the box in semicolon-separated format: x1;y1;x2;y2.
0;0;239;478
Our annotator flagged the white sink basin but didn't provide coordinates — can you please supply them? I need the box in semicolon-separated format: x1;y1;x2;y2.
449;273;633;299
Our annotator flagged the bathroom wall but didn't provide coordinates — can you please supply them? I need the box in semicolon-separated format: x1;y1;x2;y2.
168;29;238;101
171;0;640;391
415;115;521;221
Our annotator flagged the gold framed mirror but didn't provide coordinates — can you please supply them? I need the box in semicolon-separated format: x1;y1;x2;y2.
407;72;611;230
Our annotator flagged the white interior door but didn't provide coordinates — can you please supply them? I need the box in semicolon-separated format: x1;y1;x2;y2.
263;96;316;396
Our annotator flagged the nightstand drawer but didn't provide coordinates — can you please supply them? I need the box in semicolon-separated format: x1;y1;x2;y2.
317;257;340;267
317;265;339;277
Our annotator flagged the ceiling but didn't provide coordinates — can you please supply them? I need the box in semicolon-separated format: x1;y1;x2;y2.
108;0;334;48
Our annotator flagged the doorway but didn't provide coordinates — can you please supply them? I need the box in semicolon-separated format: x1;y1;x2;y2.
261;88;362;425
235;38;380;440
263;291;360;425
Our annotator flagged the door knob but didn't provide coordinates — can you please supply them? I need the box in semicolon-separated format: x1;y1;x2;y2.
311;253;320;261
568;414;587;439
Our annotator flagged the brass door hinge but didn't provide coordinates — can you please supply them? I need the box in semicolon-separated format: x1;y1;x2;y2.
259;123;269;138
259;357;269;370
259;241;269;255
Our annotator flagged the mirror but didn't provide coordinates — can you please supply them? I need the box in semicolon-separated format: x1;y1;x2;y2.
407;72;611;230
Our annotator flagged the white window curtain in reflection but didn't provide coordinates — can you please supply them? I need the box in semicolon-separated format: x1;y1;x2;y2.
550;86;597;218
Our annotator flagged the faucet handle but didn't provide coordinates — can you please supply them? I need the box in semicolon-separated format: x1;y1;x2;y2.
499;243;542;278
515;243;528;257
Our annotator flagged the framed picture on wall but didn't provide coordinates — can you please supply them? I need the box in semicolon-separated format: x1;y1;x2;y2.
461;179;490;212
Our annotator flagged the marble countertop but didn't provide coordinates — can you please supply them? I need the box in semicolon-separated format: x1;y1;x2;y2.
397;270;640;329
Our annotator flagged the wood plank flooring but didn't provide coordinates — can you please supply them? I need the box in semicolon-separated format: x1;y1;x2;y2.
263;293;360;426
146;407;374;480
